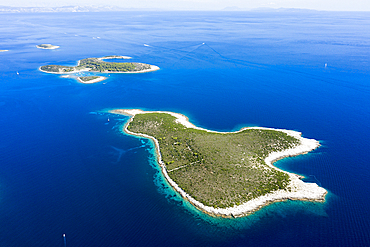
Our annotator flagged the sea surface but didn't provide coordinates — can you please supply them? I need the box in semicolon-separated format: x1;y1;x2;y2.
0;11;369;246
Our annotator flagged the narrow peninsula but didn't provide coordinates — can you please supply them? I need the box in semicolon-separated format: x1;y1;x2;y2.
36;44;60;49
39;56;159;74
111;109;327;218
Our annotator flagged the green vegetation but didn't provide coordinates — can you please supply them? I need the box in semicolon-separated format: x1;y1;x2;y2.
40;65;74;73
78;76;100;82
36;44;59;49
101;55;128;59
38;44;51;48
102;55;121;58
77;58;147;72
40;57;151;73
127;113;300;208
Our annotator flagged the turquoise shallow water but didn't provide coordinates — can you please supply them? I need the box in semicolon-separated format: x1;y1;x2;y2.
0;11;369;246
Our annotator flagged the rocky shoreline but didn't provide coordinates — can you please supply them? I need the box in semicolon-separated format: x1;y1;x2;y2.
112;109;327;218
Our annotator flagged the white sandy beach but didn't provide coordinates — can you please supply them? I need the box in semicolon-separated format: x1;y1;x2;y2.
112;109;327;218
0;50;9;52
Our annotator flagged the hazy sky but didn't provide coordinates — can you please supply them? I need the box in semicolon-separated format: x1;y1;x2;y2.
1;0;370;11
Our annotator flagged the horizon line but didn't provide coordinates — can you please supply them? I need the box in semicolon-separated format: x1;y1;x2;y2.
1;5;370;12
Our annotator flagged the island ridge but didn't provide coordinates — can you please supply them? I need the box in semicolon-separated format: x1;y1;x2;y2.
36;44;60;49
39;56;159;74
77;76;107;84
111;109;327;218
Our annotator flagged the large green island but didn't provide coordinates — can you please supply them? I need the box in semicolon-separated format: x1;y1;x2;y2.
112;109;327;218
39;55;159;75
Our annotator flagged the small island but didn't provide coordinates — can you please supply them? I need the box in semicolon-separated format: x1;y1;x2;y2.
39;56;159;74
36;44;60;49
100;55;132;60
77;76;107;84
111;109;327;218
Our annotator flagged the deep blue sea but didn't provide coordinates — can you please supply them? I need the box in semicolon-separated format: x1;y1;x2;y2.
0;11;370;246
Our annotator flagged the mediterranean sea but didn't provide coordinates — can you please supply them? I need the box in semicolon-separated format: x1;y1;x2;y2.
0;11;369;246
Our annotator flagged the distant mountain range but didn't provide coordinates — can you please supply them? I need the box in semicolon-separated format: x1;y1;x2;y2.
0;5;320;13
0;5;158;13
222;6;319;12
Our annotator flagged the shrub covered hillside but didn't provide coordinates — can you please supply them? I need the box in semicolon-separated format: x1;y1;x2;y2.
128;113;300;208
40;57;151;73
